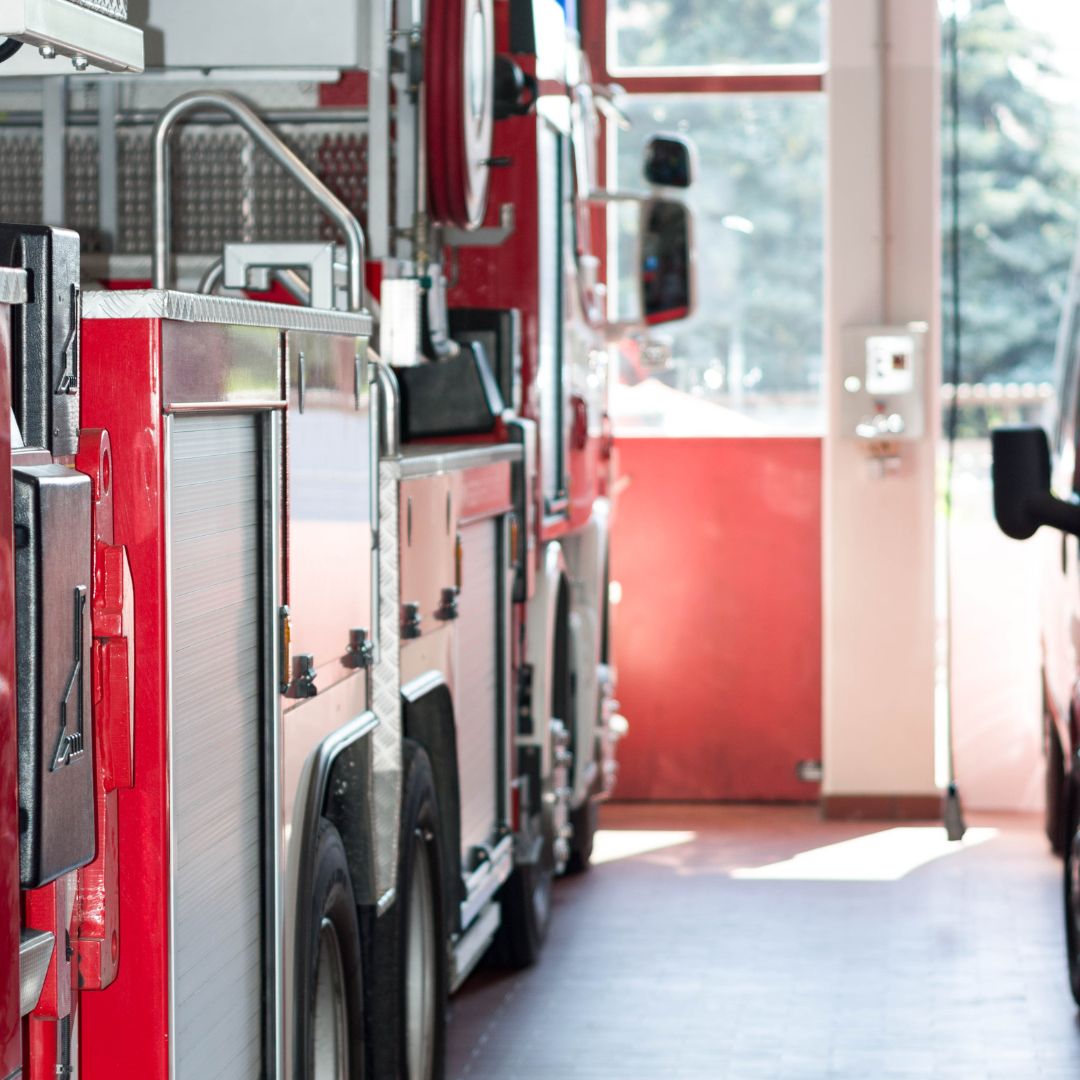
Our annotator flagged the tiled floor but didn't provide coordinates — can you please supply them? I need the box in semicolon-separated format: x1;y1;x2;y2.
446;803;1080;1079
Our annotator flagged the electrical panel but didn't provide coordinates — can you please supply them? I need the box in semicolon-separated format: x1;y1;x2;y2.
840;323;928;441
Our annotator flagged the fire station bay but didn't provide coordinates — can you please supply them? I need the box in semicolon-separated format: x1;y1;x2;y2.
3;0;1080;1077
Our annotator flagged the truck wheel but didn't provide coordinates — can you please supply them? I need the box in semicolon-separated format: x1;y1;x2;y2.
368;741;447;1080
492;831;554;968
1066;775;1080;1007
566;796;598;874
305;819;366;1079
1047;715;1067;856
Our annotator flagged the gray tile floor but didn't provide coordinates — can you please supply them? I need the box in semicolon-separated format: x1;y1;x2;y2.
446;803;1080;1079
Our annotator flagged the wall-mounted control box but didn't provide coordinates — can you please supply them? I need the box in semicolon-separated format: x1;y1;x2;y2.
840;323;928;441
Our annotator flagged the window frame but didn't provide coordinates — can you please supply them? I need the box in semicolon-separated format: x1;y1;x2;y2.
580;0;826;95
580;0;828;436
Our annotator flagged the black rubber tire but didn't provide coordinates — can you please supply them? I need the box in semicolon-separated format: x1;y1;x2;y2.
491;833;554;968
304;819;366;1079
1065;774;1080;1007
1047;713;1067;857
566;796;598;874
366;740;447;1080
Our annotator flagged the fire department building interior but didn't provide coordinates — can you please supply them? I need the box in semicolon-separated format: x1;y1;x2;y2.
4;0;1080;1077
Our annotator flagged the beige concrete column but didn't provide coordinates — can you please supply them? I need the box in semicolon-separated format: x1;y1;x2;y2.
821;0;943;818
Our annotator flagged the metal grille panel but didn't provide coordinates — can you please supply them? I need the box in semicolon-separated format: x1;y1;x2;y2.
169;414;264;1079
455;521;500;860
0;123;367;256
69;0;129;19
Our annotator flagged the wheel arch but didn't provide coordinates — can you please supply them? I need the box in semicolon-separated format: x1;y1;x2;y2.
291;711;379;1077
401;671;464;934
526;541;571;772
556;499;612;806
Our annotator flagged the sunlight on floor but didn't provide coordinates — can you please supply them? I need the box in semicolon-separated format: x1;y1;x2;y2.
591;829;697;865
730;826;999;882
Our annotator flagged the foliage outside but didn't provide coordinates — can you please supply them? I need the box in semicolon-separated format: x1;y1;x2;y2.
944;0;1080;389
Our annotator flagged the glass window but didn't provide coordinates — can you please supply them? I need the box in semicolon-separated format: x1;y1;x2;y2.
610;93;826;435
606;0;825;73
942;0;1080;443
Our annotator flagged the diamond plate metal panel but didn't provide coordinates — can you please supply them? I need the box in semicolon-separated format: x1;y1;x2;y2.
372;446;402;901
0;122;367;257
68;0;129;21
82;289;371;337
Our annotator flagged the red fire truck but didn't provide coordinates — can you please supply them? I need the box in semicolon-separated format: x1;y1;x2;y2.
0;0;693;1076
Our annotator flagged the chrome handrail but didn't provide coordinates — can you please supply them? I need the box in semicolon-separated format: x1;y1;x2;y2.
374;361;401;458
152;90;367;313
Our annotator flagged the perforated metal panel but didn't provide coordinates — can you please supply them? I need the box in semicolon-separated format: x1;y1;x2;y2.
169;414;265;1079
455;521;499;860
0;123;368;255
69;0;128;20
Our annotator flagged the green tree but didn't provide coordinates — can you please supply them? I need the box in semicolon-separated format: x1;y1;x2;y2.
945;0;1080;385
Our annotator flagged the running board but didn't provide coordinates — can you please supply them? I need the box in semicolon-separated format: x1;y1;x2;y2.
459;834;513;929
449;900;500;994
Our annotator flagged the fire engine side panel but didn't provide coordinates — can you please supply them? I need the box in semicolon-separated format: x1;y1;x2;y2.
79;318;171;1078
454;520;500;862
397;452;518;884
167;413;266;1079
0;296;21;1079
285;331;373;686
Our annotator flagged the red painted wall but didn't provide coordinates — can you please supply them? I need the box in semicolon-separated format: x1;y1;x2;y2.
610;437;822;801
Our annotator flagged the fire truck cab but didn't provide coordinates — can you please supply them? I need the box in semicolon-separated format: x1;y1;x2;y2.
0;1;694;1076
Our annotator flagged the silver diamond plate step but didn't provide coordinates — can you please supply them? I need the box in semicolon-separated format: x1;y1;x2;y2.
67;0;128;22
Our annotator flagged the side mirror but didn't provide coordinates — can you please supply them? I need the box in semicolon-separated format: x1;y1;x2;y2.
644;134;695;189
991;425;1080;539
640;198;694;326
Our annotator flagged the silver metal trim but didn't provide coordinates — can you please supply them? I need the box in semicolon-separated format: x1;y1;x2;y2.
0;268;27;305
394;443;523;480
0;107;370;129
163;413;177;1080
449;901;500;994
165;401;286;414
266;411;285;1078
151;91;367;313
375;887;397;917
375;362;401;458
400;670;446;705
19;928;54;1017
82;289;372;337
459;836;513;930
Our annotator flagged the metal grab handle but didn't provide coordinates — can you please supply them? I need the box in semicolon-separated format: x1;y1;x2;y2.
152;90;367;313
